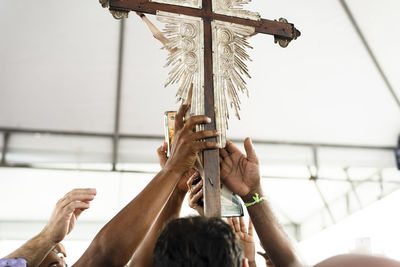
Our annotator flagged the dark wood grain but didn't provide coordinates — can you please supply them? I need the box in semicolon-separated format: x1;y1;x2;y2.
109;0;295;38
201;0;221;217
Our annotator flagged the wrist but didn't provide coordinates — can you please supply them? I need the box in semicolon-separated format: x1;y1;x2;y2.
36;230;58;250
174;186;188;198
241;184;263;204
40;226;59;247
162;163;185;177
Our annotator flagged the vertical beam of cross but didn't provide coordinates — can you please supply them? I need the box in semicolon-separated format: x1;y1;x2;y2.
102;0;300;218
202;0;221;217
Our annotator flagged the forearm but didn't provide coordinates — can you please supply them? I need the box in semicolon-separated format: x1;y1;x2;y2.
129;188;186;267
74;168;182;267
4;231;55;267
244;186;300;267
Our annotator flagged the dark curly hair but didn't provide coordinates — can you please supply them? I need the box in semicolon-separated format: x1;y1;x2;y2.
153;216;244;267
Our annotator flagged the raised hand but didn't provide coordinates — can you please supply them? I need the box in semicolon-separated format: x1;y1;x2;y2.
41;188;96;244
227;217;256;265
164;103;220;175
220;138;260;197
187;172;204;216
157;141;200;194
156;142;168;169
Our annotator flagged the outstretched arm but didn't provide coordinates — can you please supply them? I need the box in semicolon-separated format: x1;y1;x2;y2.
74;104;219;267
129;144;197;267
220;138;301;267
2;188;96;267
136;12;174;51
128;187;186;267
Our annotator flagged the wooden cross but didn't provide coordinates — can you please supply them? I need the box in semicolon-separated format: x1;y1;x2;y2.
100;0;300;217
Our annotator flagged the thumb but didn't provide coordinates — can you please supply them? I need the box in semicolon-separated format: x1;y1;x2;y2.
244;137;257;161
157;142;168;168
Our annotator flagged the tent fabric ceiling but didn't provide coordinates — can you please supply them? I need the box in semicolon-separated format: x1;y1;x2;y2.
0;0;400;243
0;0;399;144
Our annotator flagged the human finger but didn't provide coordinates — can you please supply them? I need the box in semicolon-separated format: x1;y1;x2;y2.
59;189;96;208
219;155;225;168
56;243;67;257
219;148;233;169
183;170;199;190
193;141;219;152
231;217;241;233
74;208;84;220
59;193;95;210
190;129;220;141
175;104;190;130
248;218;254;237
219;148;229;158
183;115;211;132
191;178;203;194
182;169;198;185
63;201;91;215
189;188;203;208
187;172;196;188
157;142;168;168
226;217;233;228
191;187;203;203
244;137;257;161
225;139;242;154
239;217;247;233
73;200;90;219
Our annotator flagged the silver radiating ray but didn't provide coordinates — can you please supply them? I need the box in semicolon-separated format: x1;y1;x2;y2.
212;21;255;147
157;12;205;131
212;0;260;21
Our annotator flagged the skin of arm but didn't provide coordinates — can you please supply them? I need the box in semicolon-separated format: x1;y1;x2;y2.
128;185;186;267
220;138;302;267
3;234;55;267
73;104;220;267
128;143;197;267
3;188;96;267
257;251;275;267
314;254;400;267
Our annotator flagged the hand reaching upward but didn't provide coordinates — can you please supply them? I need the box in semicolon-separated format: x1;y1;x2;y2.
157;141;200;194
219;138;260;197
164;104;220;175
227;217;256;265
42;188;96;244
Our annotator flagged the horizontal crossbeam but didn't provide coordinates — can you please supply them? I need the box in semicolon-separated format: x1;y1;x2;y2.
109;0;298;39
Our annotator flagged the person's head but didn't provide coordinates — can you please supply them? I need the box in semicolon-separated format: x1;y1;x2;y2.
153;216;248;267
39;243;67;267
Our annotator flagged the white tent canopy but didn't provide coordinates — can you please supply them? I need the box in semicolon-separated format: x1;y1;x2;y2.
0;0;399;264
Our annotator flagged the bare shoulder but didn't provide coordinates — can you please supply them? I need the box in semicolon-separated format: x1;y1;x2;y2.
314;254;400;267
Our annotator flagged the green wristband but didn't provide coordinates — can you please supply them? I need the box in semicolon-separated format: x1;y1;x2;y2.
244;193;264;207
